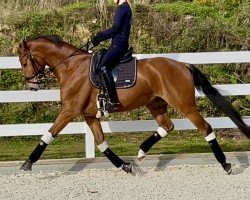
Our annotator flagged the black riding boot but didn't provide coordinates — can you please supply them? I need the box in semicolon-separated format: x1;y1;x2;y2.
100;68;120;110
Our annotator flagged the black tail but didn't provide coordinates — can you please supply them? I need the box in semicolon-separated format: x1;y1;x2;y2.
187;64;250;138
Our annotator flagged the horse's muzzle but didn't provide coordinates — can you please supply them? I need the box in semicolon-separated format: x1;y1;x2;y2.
26;77;44;91
27;81;44;91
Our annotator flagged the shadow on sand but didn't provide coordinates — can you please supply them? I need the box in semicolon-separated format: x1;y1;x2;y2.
232;152;249;175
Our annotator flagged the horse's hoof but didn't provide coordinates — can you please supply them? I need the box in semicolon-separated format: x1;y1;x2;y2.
223;163;232;175
20;159;33;171
122;163;133;174
138;149;146;163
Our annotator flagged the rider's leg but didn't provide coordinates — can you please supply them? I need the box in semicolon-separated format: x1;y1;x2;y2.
99;66;120;110
97;43;127;110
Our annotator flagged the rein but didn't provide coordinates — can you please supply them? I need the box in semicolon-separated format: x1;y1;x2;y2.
49;40;94;72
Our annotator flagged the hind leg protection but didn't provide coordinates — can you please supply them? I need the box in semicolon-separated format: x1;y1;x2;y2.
205;132;227;166
138;127;168;158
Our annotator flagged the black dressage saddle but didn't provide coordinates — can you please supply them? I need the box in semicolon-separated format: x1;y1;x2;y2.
89;47;137;89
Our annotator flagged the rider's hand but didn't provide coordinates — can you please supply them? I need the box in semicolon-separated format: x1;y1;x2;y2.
91;34;100;47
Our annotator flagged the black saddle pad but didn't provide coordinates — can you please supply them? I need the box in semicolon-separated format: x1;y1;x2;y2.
89;54;137;89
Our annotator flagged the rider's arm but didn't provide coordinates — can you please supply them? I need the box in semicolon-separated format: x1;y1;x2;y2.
96;5;127;41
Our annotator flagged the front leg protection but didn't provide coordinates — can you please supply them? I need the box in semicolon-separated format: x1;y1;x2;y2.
103;148;124;168
28;141;48;163
97;141;125;168
20;132;54;171
20;141;48;171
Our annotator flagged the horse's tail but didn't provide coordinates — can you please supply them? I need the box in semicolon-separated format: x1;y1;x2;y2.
187;64;250;138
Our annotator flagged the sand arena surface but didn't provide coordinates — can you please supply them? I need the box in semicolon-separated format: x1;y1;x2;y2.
0;164;249;200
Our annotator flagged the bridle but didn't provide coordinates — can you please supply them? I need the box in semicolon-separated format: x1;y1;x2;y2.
19;39;93;85
20;40;45;84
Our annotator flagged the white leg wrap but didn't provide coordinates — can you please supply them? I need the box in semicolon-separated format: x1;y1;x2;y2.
138;149;146;158
157;127;168;138
41;132;54;144
138;149;146;162
205;132;216;142
97;141;109;153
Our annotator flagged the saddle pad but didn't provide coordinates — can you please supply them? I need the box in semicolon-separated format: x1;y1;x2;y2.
89;57;137;89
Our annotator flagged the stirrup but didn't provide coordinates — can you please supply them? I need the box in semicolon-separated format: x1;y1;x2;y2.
96;90;109;118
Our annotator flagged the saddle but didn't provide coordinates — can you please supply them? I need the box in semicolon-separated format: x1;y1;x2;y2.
89;47;137;118
89;47;137;89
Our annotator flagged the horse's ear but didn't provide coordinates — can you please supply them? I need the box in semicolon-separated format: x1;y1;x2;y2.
23;40;28;50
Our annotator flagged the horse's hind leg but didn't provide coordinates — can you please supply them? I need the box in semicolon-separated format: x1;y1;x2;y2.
138;98;174;162
183;107;232;174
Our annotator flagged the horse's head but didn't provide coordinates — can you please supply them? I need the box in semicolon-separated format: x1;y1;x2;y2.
18;40;46;91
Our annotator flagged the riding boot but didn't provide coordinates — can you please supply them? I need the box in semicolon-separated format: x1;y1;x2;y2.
99;67;120;110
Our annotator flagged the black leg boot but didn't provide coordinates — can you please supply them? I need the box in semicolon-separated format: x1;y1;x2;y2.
208;139;232;174
100;67;120;110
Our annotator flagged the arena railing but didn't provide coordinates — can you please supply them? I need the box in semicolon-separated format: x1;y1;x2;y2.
0;51;249;158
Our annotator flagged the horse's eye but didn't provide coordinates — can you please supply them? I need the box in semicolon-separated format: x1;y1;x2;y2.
22;63;27;68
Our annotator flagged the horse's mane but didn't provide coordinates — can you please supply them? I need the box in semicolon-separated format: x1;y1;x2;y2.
27;35;63;46
26;35;89;53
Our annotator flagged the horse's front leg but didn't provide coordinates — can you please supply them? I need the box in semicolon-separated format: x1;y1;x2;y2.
20;108;78;171
84;116;133;173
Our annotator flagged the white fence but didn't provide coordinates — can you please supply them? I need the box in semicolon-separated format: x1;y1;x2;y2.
0;51;250;158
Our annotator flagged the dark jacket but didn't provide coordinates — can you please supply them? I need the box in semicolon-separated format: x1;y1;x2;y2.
96;2;132;44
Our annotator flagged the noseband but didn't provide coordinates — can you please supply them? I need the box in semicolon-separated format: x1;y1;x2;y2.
20;40;45;84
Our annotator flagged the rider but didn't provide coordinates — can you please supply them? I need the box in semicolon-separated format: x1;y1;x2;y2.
91;0;132;110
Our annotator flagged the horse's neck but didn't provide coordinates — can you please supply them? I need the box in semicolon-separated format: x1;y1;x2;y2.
45;46;90;85
45;45;77;67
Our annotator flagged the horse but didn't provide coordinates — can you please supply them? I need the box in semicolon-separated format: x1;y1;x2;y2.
18;35;250;174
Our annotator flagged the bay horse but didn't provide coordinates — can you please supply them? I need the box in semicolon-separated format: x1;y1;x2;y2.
18;35;250;174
